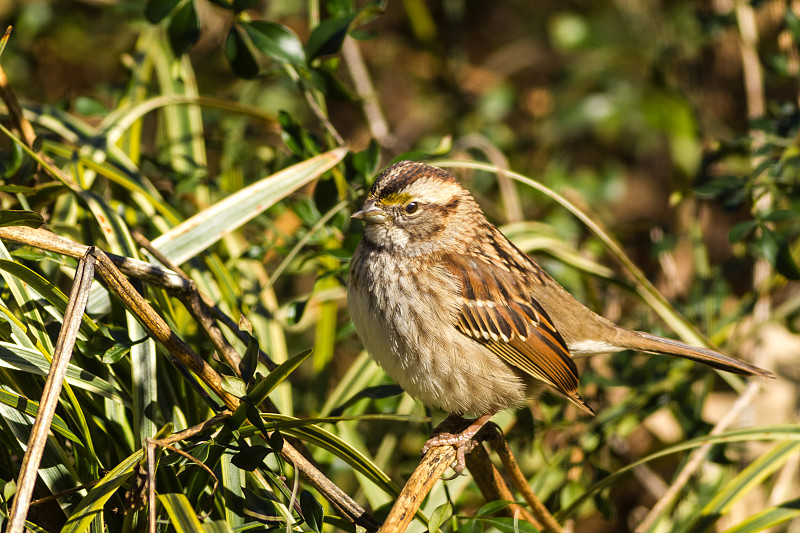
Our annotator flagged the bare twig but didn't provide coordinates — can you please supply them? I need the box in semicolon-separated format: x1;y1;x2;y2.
634;381;761;532
342;36;396;149
487;428;564;533
0;226;191;290
133;229;276;372
7;251;96;533
91;246;240;410
381;446;456;532
0;228;378;530
465;443;541;527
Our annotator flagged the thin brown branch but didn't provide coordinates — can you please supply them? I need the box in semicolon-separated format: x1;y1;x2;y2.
464;444;541;527
90;246;240;410
342;36;396;149
147;438;157;533
133;229;276;372
634;381;761;532
0;226;191;290
7;251;96;533
381;446;456;532
0;228;378;531
487;429;564;533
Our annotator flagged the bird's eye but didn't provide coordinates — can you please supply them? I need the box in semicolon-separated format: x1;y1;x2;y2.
405;202;419;214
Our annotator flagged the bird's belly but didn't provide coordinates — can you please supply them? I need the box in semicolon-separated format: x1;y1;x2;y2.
348;270;530;416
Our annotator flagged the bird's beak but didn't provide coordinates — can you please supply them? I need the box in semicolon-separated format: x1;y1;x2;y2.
352;199;387;223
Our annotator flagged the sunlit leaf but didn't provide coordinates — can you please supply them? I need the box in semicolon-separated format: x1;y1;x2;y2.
0;210;43;228
242;21;306;66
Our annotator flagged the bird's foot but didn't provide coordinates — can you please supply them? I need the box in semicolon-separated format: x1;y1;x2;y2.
421;413;494;475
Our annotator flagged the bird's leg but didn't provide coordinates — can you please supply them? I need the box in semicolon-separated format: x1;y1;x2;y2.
421;413;494;474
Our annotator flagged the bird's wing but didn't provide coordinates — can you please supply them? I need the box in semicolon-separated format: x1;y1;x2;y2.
445;247;594;415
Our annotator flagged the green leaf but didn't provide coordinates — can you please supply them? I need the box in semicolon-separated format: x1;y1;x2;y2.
475;500;518;517
729;220;758;242
168;0;201;56
256;413;400;498
428;502;452;532
242;21;306;66
0;259;98;340
230;445;271;471
762;209;798;222
557;425;800;520
226;26;260;80
242;487;279;525
150;149;346;265
299;490;324;533
221;375;247;398
329;384;404;416
0;389;82;444
689;441;800;532
145;0;181;23
0;210;43;228
474;517;540;533
776;240;800;280
202;520;235;533
158;493;205;532
720;496;800;533
305;15;356;60
240;333;259;386
61;450;143;533
0;342;130;404
245;349;312;406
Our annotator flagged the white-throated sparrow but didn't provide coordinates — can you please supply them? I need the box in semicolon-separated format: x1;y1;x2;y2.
347;161;771;471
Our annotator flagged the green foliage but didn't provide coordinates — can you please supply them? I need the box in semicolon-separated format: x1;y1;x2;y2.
0;1;797;532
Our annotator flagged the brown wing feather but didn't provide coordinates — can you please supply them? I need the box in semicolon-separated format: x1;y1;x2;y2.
446;236;594;414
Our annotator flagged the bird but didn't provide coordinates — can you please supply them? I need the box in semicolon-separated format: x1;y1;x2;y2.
346;160;771;472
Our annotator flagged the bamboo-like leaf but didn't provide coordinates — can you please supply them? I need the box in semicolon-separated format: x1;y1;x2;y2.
245;349;311;406
150;148;347;265
0;385;85;513
556;425;800;520
0;238;53;354
158;493;205;533
257;413;400;498
220;451;245;527
60;450;143;533
0;342;131;404
687;440;800;533
201;521;234;533
0;259;99;340
0;210;44;228
720;497;800;533
0;388;82;444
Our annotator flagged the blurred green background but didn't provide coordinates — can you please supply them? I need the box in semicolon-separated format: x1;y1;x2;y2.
0;1;798;532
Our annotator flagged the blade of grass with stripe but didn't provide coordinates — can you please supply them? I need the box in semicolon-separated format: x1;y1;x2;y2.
686;440;800;533
150;148;347;265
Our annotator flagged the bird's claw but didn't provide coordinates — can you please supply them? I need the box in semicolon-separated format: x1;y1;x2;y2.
422;432;479;475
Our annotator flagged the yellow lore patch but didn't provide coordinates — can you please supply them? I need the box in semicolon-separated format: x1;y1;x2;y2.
380;192;412;205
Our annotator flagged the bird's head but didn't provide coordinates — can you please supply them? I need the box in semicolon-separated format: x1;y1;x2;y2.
352;161;483;256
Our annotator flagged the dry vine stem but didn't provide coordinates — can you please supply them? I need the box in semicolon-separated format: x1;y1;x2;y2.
0;226;379;532
7;251;96;533
382;426;563;533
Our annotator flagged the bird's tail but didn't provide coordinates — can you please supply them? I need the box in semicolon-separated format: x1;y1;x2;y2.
618;330;773;378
